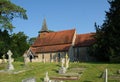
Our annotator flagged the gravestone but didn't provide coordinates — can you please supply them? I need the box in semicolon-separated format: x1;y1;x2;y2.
64;53;70;69
23;52;28;66
7;50;14;71
65;54;68;64
65;58;70;69
117;70;120;74
59;67;66;74
44;72;50;82
2;54;5;63
61;58;65;67
22;77;36;82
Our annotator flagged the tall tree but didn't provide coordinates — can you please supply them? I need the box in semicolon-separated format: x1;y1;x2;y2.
90;0;120;62
11;32;29;58
0;30;11;58
0;0;27;32
0;0;28;58
28;37;36;45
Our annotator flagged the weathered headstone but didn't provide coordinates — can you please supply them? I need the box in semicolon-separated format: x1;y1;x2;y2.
117;70;120;74
59;67;66;74
44;72;50;82
64;53;70;69
65;58;70;69
61;58;65;67
2;54;5;63
7;50;14;71
22;77;36;82
65;53;68;64
23;52;28;66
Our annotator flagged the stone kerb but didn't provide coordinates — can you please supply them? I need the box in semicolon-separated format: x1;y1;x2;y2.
0;59;7;63
22;77;36;82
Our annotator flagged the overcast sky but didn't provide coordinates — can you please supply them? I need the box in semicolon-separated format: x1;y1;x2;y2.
11;0;110;38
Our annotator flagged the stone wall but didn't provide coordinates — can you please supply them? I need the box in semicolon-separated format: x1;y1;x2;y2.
68;30;77;62
73;47;89;61
68;46;74;61
30;52;67;62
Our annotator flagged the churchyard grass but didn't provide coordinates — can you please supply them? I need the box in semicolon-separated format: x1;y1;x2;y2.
0;62;120;82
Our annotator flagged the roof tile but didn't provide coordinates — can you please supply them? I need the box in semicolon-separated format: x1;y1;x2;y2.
32;29;75;47
34;44;71;53
75;33;95;47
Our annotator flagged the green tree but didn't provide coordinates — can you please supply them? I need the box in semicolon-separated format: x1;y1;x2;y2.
0;0;27;32
0;30;11;58
11;32;29;58
90;0;120;62
0;0;28;58
28;37;36;45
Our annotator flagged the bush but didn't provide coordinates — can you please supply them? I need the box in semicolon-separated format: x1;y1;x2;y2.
14;56;24;62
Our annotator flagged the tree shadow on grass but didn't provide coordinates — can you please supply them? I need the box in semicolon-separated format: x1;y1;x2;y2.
20;63;24;66
52;69;58;73
56;64;60;67
40;78;44;82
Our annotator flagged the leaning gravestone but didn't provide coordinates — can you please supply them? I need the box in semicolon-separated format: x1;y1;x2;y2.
22;77;36;82
7;50;14;71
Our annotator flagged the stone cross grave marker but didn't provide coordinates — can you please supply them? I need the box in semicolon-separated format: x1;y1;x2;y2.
7;50;14;70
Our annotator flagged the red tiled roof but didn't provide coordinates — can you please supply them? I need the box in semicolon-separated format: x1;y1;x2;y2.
30;28;95;54
74;33;95;47
32;29;75;47
30;47;36;54
34;44;71;53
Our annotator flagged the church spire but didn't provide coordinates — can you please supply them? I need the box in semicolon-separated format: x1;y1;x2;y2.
40;18;49;33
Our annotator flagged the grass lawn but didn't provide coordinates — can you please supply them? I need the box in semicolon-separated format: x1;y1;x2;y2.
0;62;120;82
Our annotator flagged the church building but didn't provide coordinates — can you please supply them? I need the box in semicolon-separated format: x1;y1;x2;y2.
27;19;95;62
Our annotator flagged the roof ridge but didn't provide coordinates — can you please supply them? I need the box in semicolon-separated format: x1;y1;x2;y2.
52;28;75;33
77;32;95;35
32;43;72;47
